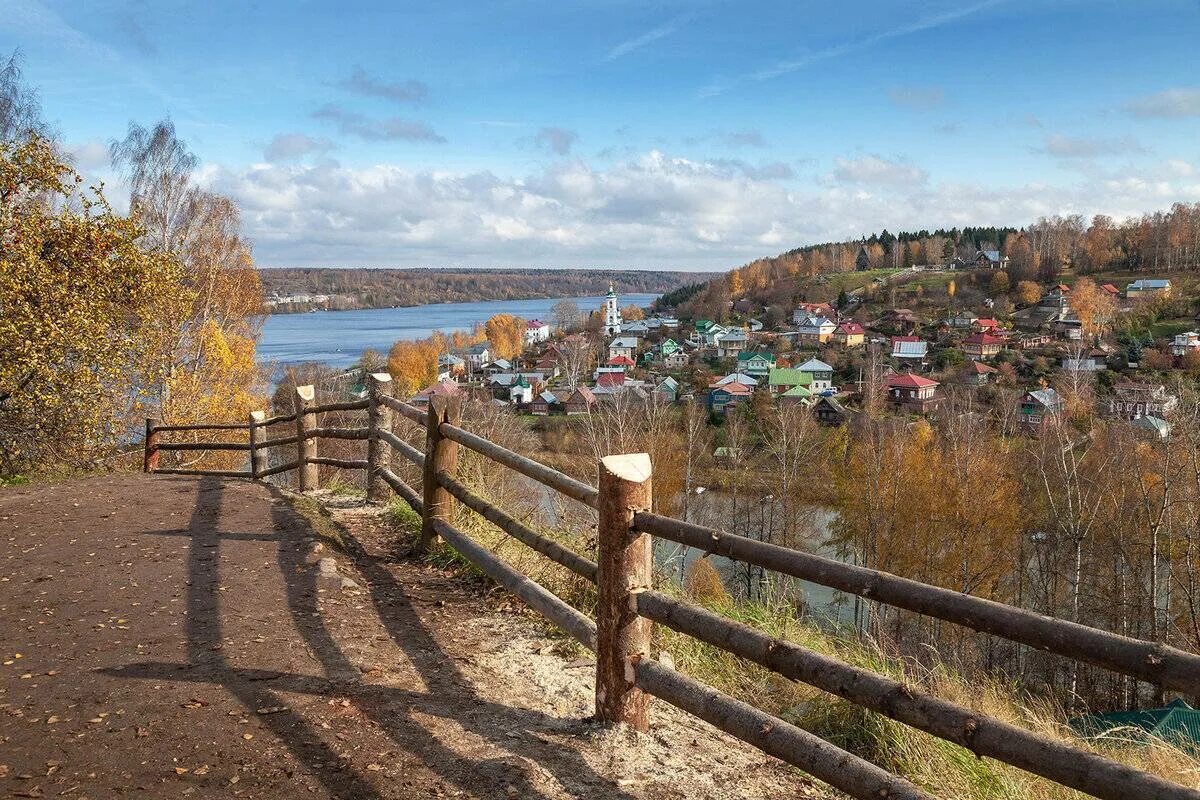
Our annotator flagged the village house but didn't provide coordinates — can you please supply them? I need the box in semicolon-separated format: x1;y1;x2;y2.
1014;333;1052;350
563;386;596;415
664;349;689;369
658;338;682;360
736;351;777;380
481;358;513;376
1108;383;1178;420
975;317;1001;333
608;336;639;361
797;357;835;393
960;360;999;386
715;329;749;358
961;332;1005;360
524;319;551;346
1173;331;1200;357
767;367;811;396
832;320;865;347
693;320;727;346
881;308;921;335
886;372;941;414
1061;349;1107;372
596;370;626;389
529;390;560;416
409;379;465;408
1126;278;1171;299
948;311;979;329
793;302;836;322
1018;388;1064;434
973;249;1009;270
437;353;466;381
508;376;534;405
778;384;813;406
622;319;651;336
655;376;679;403
607;354;636;370
458;342;491;370
813;396;851;425
713;372;759;388
794;314;837;346
1054;317;1083;341
1133;416;1171;440
708;380;753;414
891;335;928;363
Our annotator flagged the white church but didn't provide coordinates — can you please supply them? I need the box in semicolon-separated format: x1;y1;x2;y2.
603;283;622;336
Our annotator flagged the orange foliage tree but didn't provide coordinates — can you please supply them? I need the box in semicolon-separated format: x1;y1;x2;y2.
485;314;526;360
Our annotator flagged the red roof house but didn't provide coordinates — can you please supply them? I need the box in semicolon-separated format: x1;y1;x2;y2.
885;372;940;413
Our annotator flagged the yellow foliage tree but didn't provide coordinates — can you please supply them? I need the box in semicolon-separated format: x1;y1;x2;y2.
1068;277;1117;335
1014;280;1042;306
388;333;445;398
485;314;526;360
0;136;191;474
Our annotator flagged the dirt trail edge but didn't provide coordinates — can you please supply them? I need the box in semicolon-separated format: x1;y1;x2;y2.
1;474;823;799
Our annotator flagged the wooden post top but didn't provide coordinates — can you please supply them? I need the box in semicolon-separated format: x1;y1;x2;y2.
295;385;315;402
600;453;652;485
250;410;266;423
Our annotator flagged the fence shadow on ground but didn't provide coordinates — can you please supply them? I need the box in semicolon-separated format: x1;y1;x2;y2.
105;475;638;800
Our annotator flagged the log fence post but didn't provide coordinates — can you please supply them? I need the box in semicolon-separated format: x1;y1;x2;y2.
295;385;318;491
248;410;266;479
595;452;654;731
420;394;462;551
143;418;161;473
365;373;394;501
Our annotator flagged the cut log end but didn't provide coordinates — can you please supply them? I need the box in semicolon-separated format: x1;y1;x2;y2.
295;384;316;402
600;453;652;483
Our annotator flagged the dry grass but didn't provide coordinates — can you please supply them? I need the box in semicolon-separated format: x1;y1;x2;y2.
377;476;1200;799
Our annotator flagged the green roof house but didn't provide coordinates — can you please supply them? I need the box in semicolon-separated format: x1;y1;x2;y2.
779;384;813;406
1071;699;1200;752
737;351;777;379
767;367;813;395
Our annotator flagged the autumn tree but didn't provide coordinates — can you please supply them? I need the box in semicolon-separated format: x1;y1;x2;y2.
1068;277;1117;336
0;136;190;474
484;313;526;359
621;304;646;321
989;270;1010;294
387;333;444;398
110;120;265;429
1014;280;1042;306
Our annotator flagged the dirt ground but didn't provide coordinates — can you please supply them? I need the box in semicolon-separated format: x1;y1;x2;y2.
0;474;824;799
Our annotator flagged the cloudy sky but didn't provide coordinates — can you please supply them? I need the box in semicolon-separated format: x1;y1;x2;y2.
4;0;1200;270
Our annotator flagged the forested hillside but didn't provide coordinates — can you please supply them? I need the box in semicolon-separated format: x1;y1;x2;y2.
260;267;709;312
673;203;1200;320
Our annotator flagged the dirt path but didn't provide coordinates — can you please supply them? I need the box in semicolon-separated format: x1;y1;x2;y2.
0;474;821;799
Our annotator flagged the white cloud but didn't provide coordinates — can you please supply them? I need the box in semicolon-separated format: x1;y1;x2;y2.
831;155;927;185
200;150;1200;269
1125;88;1200;119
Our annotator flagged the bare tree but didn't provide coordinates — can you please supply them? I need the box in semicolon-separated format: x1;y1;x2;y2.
0;52;48;142
550;299;581;332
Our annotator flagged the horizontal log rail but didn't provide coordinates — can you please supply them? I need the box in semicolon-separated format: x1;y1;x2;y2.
309;398;370;414
307;456;368;470
633;511;1200;694
379;468;422;514
430;517;597;649
308;426;370;440
259;433;301;449
635;590;1199;800
150;421;249;433
257;459;302;479
379;394;425;425
631;659;932;800
438;422;600;508
435;471;598;582
155;441;251;452
380;429;425;468
260;411;297;426
152;467;253;478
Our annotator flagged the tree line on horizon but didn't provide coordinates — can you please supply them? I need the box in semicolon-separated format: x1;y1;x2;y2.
259;267;708;313
676;206;1200;321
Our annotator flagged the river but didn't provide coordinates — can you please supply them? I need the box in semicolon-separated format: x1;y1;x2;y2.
257;293;661;368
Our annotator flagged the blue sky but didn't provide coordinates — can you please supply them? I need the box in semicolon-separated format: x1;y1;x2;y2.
4;0;1199;269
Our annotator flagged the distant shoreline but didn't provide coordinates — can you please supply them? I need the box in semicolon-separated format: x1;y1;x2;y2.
258;266;705;315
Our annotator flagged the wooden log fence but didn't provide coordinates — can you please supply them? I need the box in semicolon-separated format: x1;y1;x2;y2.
140;387;1200;800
